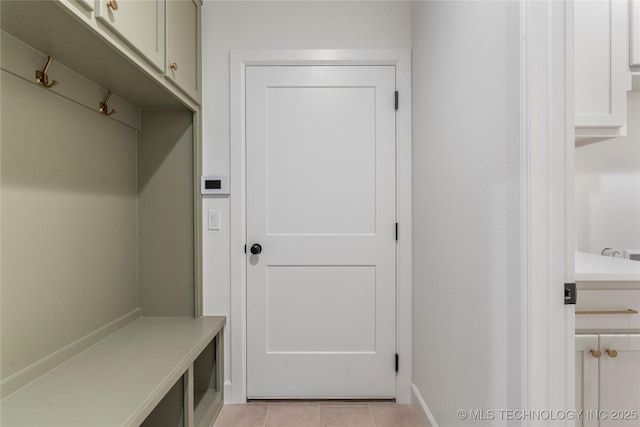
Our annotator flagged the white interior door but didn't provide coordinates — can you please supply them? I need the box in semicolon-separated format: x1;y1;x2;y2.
246;65;397;399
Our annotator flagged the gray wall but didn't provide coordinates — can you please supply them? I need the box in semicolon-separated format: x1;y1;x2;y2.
1;71;138;380
575;92;640;255
411;2;522;425
201;0;412;394
138;109;195;316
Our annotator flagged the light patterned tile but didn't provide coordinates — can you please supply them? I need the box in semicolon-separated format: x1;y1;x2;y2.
265;404;320;427
370;404;420;427
409;404;433;427
213;404;269;427
320;405;374;427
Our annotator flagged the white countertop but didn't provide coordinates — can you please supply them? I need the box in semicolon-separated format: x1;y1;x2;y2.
575;252;640;281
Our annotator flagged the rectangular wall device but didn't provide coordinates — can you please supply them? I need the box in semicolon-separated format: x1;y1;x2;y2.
201;175;230;195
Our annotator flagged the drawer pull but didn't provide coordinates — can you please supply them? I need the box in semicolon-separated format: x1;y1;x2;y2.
170;62;178;71
590;349;602;358
606;349;618;358
576;309;639;315
107;0;118;11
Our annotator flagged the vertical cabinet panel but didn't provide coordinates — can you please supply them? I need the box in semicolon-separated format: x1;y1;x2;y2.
166;0;200;101
575;0;630;139
632;0;640;68
576;335;600;427
95;0;166;72
599;335;640;427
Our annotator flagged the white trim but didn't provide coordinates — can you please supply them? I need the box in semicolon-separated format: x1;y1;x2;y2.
229;49;412;404
411;383;439;427
521;1;573;423
519;0;532;415
564;0;577;417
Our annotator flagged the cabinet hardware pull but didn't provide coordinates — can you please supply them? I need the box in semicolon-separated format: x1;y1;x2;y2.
576;309;638;315
107;0;118;11
590;349;602;358
170;63;178;71
98;90;117;116
606;349;618;358
35;56;59;89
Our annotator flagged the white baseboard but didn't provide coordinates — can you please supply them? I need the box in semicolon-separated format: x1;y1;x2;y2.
224;380;236;404
411;383;439;427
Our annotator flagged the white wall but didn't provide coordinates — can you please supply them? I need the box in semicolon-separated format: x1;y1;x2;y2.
201;0;412;400
575;92;640;256
411;2;522;425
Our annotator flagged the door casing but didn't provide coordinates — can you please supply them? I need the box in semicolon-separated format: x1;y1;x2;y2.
229;49;413;403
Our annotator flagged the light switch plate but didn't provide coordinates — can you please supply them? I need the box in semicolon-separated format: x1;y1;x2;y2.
208;210;221;231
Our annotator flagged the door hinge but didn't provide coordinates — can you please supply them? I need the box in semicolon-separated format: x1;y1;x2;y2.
564;283;577;305
395;223;398;241
395;353;399;372
395;91;399;110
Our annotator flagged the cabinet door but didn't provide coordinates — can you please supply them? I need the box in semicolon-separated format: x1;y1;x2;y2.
599;334;640;427
95;0;166;72
632;0;640;68
576;335;600;427
166;0;200;102
575;0;631;140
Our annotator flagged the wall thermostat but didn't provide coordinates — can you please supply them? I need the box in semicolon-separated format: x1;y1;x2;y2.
201;175;230;195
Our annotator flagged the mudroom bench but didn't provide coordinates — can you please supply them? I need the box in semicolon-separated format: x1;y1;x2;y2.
1;316;225;427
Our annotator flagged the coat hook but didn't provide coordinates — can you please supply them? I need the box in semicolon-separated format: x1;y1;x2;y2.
35;56;59;88
99;91;117;116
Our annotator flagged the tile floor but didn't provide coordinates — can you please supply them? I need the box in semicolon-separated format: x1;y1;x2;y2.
212;402;432;427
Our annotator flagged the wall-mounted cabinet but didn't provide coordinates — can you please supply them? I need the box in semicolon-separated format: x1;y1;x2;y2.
166;0;201;101
3;0;202;108
576;334;640;427
575;0;632;142
95;0;166;72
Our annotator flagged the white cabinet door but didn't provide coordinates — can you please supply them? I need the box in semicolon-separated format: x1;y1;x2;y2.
576;335;600;427
599;335;640;427
632;0;640;68
575;0;631;140
166;0;200;102
95;0;166;72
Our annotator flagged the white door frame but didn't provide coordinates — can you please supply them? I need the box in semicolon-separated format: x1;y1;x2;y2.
522;0;574;423
229;49;412;404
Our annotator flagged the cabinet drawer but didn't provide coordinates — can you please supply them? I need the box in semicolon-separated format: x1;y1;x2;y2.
576;290;640;331
95;0;166;72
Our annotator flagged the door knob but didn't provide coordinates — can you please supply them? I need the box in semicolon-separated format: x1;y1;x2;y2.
606;349;618;358
170;62;178;71
250;244;262;255
590;349;602;358
107;0;118;10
